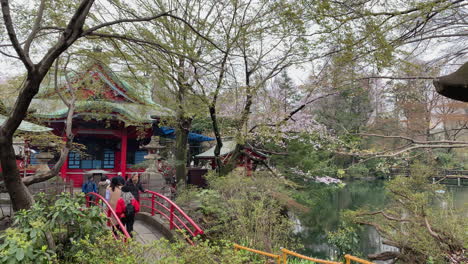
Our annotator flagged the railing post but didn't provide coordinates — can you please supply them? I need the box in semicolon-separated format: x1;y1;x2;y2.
85;195;90;207
345;255;351;264
169;204;175;230
151;194;155;216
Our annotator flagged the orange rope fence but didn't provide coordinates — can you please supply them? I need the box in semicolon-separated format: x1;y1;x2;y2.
345;254;375;264
233;244;376;264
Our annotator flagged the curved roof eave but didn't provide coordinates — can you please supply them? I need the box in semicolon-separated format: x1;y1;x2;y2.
0;114;52;132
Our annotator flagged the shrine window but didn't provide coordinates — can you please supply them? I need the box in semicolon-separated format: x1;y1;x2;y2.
134;150;147;164
67;137;118;169
68;152;81;169
103;149;115;168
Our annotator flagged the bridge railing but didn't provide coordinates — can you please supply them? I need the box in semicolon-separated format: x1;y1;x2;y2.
140;190;204;244
281;248;341;264
234;244;281;264
345;254;375;264
85;192;131;240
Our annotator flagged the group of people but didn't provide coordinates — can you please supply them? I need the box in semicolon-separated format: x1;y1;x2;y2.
82;172;145;237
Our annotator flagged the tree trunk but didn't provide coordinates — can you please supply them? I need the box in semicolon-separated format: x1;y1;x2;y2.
174;113;191;186
0;135;34;211
0;74;45;211
221;85;253;175
209;105;223;172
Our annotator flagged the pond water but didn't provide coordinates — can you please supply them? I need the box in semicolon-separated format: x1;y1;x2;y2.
295;180;468;262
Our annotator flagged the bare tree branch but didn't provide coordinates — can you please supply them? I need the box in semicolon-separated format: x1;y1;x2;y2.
23;0;46;56
357;210;411;222
360;76;435;80
339;144;468;159
249;92;339;132
357;133;468;145
0;0;33;70
82;10;174;35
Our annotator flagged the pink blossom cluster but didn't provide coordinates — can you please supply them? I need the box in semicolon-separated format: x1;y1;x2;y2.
291;167;342;185
314;176;342;185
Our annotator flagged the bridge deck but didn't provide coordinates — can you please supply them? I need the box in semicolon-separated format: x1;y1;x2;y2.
133;219;165;244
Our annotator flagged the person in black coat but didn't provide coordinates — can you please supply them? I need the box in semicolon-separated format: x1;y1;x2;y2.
124;172;145;201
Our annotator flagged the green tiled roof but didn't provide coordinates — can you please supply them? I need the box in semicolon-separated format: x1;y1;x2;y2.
30;99;172;123
196;141;237;158
36;63;157;106
0;114;52;132
22;63;173;124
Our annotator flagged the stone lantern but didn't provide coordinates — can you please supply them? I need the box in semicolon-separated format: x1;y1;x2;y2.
35;152;54;172
141;136;168;194
34;142;57;173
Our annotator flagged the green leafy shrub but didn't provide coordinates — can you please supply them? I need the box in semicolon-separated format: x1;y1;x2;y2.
69;234;255;264
68;234;151;264
346;164;370;178
326;223;362;258
0;193;106;263
177;171;299;253
435;151;465;169
0;227;57;264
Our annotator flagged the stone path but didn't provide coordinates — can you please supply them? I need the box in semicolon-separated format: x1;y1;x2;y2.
133;219;164;244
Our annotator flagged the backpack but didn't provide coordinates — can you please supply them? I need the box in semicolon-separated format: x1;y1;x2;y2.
125;202;135;218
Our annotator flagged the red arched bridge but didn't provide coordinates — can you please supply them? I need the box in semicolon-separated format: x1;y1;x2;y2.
85;189;203;244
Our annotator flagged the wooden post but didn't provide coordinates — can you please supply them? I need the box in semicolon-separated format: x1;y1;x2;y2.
169;204;175;230
61;136;68;181
457;177;461;186
151;193;155;216
345;255;351;264
120;127;128;178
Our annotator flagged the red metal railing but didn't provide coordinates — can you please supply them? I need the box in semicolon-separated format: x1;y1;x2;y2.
140;190;204;244
85;192;131;240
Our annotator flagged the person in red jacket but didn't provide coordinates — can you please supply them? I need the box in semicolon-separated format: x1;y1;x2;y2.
116;186;140;237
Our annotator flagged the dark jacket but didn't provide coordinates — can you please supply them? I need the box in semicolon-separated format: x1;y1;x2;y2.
124;179;145;201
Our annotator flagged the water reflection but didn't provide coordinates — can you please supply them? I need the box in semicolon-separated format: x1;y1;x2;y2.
296;180;468;262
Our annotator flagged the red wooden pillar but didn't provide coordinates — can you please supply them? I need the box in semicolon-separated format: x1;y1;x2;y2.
247;159;252;177
120;127;128;178
61;136;68;181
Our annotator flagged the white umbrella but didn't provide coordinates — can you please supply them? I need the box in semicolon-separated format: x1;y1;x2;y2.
86;169;110;174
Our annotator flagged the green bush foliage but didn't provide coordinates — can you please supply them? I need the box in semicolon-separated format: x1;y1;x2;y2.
326;223;362;258
0;193;106;263
176;171;299;253
346;164;370;178
68;234;152;264
69;234;255;264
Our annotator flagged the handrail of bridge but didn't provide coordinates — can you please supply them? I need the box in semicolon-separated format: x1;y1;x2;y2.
140;190;204;244
233;244;374;264
85;192;131;240
234;244;281;264
281;248;341;264
345;254;375;264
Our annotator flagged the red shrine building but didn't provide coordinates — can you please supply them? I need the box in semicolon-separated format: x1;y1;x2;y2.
1;63;267;186
2;63;177;186
41;64;172;186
